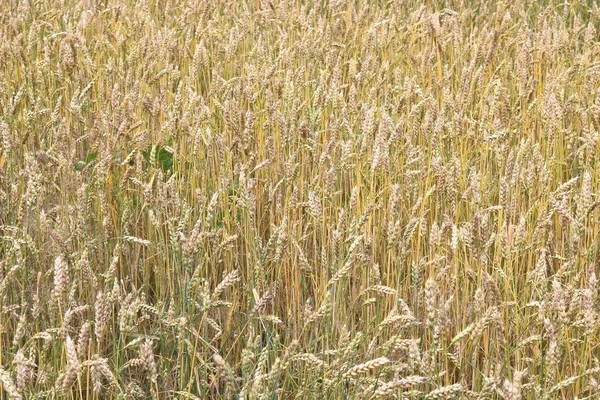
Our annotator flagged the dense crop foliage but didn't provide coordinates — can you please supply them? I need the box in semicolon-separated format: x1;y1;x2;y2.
1;0;600;398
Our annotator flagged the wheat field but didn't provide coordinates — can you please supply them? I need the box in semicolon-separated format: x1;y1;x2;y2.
0;0;599;398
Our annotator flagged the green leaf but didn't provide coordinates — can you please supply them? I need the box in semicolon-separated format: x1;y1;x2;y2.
74;151;98;171
73;161;86;171
84;151;98;164
156;147;173;173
